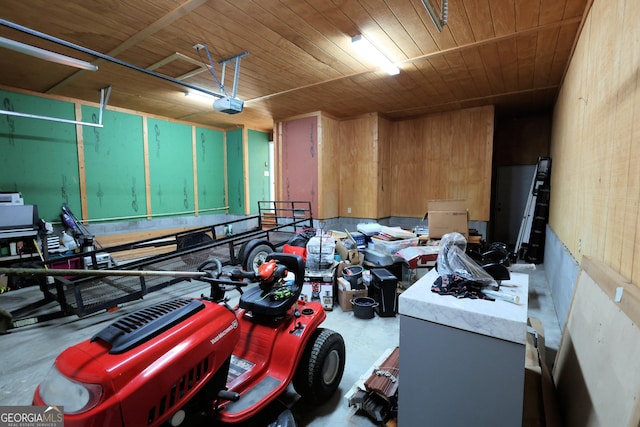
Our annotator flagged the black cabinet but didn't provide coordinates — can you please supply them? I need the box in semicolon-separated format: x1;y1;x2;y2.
370;268;398;317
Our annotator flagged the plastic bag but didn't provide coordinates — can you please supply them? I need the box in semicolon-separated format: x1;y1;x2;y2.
436;232;494;285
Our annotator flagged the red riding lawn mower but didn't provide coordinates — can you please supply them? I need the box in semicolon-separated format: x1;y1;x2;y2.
33;253;346;427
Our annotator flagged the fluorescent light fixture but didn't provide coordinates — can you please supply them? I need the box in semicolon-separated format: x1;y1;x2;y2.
351;34;399;76
0;36;97;71
185;90;218;102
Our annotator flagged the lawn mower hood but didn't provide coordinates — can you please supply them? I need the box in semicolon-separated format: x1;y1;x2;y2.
34;298;240;427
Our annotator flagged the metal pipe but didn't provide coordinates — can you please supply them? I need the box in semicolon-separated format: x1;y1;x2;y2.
0;109;103;127
0;85;110;128
0;19;226;100
0;36;98;71
77;206;229;224
0;267;207;278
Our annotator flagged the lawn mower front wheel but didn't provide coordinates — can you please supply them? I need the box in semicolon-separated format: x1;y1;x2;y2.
293;328;345;404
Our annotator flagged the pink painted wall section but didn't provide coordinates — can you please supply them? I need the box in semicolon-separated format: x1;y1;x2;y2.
281;116;319;216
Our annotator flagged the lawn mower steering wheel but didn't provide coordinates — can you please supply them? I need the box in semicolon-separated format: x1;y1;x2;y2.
197;258;223;278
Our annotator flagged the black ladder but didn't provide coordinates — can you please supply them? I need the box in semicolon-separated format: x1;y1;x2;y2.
516;157;552;263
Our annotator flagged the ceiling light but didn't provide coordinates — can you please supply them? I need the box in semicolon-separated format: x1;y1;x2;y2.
0;36;97;71
351;34;399;76
185;90;218;102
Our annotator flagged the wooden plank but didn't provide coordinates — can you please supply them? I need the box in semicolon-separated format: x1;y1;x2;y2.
515;0;541;31
47;0;209;93
261;212;277;230
384;0;442;54
462;0;495;41
318;113;340;219
242;127;250;215
539;0;567;25
241;0;357;74
359;0;422;60
412;0;459;50
338;113;379;218
581;256;640;327
553;256;640;427
496;37;519;92
95;228;195;247
75;102;88;222
489;0;516;37
459;48;493;97
533;27;560;87
478;42;506;95
516;46;538;94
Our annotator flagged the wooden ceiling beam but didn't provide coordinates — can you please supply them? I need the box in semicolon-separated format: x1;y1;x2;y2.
397;16;581;66
45;0;208;94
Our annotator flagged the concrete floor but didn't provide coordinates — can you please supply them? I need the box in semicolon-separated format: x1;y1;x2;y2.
0;263;560;426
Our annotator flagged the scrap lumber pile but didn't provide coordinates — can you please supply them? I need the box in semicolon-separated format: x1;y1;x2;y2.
348;346;399;424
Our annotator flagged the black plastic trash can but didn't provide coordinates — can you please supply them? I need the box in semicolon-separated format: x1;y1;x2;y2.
370;268;398;317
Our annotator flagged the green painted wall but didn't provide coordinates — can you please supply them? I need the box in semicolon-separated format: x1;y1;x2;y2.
226;128;244;214
247;130;271;214
195;127;226;214
0;90;80;222
147;118;194;216
0;89;235;226
81;106;145;221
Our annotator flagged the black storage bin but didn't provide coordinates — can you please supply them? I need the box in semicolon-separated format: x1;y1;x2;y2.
370;268;398;317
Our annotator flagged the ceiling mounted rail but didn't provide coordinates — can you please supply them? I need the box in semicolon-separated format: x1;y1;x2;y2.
0;18;229;100
421;0;449;32
216;51;249;99
0;86;111;128
0;36;98;71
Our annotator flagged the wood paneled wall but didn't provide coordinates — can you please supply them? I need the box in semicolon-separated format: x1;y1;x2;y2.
321;106;494;221
318;113;340;219
377;116;393;218
549;0;640;284
389;106;495;221
338;113;381;219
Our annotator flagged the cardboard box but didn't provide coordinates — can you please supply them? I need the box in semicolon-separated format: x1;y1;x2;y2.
428;199;467;212
428;199;468;239
428;211;469;238
346;249;360;265
337;277;368;312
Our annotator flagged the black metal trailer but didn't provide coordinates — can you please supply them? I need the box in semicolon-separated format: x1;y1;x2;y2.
8;201;313;326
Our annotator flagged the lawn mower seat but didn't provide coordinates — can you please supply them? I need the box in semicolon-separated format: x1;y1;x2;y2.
239;253;305;318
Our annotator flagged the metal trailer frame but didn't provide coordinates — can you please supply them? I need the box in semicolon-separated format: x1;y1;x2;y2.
10;201;313;326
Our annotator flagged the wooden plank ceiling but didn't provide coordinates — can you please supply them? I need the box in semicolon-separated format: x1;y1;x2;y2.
0;0;588;131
